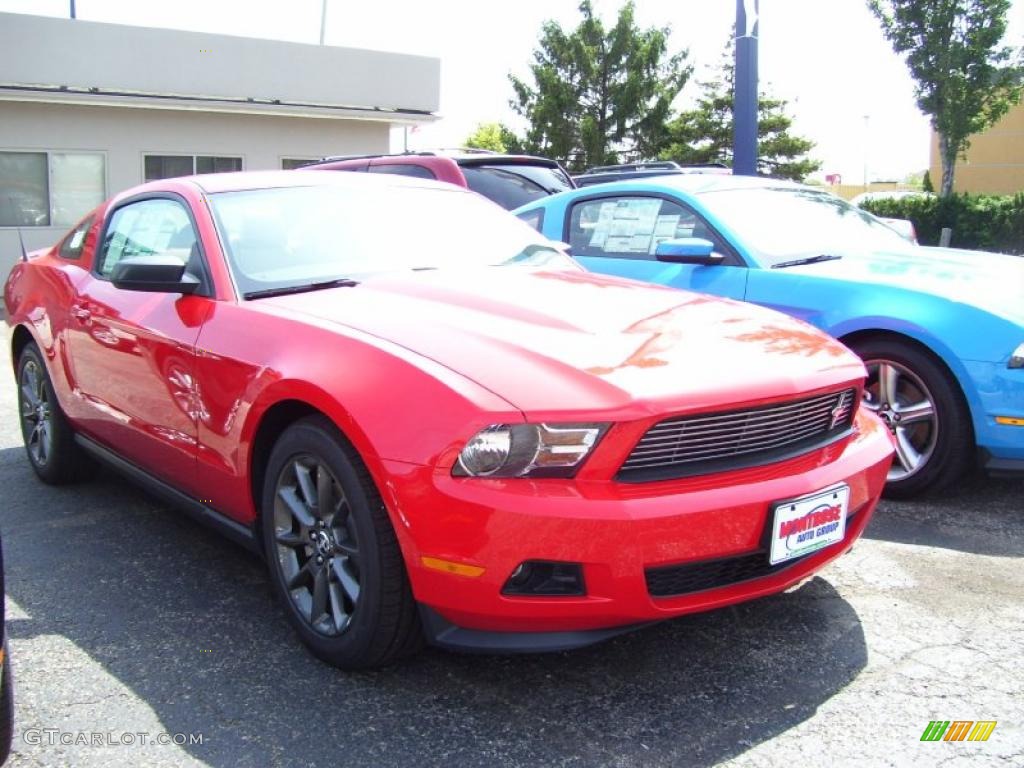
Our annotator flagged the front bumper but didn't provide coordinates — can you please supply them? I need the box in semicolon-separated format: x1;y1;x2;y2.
963;360;1024;465
380;411;893;649
980;451;1024;477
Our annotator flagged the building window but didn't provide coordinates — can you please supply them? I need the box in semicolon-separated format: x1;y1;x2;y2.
144;154;243;182
281;158;316;170
0;150;106;227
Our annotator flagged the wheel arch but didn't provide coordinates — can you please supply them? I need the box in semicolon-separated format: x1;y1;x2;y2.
10;324;35;372
838;327;962;386
248;398;324;529
837;326;979;442
243;388;391;536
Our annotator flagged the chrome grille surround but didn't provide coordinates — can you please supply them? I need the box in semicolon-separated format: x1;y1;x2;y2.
618;389;856;482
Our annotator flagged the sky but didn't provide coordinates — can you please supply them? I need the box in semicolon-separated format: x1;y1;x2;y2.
3;0;1022;183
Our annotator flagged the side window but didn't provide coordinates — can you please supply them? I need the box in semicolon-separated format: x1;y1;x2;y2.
516;208;544;233
58;215;95;260
367;163;436;180
568;196;731;261
97;198;198;279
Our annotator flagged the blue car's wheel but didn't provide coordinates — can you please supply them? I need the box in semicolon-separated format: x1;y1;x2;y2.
851;338;973;498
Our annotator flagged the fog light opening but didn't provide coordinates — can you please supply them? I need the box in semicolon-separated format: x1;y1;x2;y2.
502;560;586;596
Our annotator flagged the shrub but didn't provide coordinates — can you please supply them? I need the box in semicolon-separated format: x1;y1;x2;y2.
860;193;1024;255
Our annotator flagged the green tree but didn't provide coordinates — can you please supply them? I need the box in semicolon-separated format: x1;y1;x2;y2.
464;122;526;154
508;0;690;172
868;0;1023;197
660;59;821;181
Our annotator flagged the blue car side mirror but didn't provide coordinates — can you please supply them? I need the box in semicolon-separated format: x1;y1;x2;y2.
655;238;723;265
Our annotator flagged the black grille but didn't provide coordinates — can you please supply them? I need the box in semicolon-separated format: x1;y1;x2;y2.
646;551;802;598
619;388;856;482
645;508;860;598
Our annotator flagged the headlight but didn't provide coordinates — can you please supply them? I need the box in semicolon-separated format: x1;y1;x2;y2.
454;423;606;478
1010;343;1024;369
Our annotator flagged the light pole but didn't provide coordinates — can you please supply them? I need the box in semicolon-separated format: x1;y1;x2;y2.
862;114;870;189
319;0;328;45
733;0;760;176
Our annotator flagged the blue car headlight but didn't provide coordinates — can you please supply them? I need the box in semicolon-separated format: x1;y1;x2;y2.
1010;343;1024;369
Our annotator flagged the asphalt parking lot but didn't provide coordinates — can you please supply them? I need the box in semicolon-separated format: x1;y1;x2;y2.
1;332;1021;767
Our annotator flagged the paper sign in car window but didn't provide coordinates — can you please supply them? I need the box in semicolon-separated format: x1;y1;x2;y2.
587;202;618;248
604;199;662;254
69;230;86;249
649;214;682;254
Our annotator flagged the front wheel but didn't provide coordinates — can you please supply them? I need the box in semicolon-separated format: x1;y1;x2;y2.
261;416;422;669
849;338;973;499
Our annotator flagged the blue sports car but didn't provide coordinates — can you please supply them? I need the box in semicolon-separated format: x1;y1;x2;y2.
514;175;1024;497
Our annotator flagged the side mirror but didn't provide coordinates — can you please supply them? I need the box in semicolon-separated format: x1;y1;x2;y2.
655;237;723;265
111;255;199;294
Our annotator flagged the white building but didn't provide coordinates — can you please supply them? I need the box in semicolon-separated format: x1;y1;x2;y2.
0;12;440;277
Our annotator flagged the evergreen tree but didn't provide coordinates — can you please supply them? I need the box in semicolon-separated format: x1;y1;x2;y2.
660;54;820;181
508;1;690;172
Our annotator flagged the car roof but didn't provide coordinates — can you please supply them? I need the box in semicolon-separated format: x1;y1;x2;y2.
545;173;809;199
182;169;462;194
308;151;565;169
453;154;564;169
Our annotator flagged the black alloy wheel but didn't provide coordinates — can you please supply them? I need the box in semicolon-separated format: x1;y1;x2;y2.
16;342;95;485
261;416;421;669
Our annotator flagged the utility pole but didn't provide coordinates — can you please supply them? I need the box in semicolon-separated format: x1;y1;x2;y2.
862;114;871;189
70;0;76;19
319;0;327;45
733;0;759;176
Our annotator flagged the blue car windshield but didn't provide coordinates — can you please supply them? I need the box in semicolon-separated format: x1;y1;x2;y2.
209;183;573;295
696;186;915;266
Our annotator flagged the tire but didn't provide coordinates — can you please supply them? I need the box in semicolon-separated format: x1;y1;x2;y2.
848;337;974;499
0;645;12;765
16;343;96;485
260;416;422;669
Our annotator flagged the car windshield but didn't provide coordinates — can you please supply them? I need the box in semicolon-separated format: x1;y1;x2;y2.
208;183;573;295
696;186;915;266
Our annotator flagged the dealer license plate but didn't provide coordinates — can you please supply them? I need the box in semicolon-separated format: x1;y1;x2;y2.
769;484;849;565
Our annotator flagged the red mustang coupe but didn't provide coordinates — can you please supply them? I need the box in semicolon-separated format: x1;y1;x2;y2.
4;171;893;669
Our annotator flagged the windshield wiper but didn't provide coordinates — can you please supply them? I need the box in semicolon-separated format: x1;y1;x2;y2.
771;254;844;269
243;277;359;300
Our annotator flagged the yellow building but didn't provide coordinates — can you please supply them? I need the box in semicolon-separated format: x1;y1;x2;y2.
930;102;1024;194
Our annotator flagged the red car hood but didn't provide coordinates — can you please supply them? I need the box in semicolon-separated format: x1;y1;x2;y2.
259;268;864;418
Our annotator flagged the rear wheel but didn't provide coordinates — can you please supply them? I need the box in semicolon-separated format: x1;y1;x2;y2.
849;337;973;499
261;416;422;669
17;343;95;484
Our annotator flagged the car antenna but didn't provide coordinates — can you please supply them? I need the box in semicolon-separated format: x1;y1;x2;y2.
4;194;30;262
